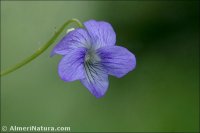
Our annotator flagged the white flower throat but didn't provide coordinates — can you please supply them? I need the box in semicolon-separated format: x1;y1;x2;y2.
84;47;100;64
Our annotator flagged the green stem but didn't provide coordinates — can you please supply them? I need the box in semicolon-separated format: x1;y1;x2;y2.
0;18;83;77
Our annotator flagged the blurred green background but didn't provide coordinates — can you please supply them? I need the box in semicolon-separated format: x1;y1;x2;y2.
1;1;199;132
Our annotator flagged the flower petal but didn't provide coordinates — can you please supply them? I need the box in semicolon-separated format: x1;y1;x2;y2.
84;20;116;48
97;46;136;78
58;47;86;82
80;62;109;98
51;28;91;56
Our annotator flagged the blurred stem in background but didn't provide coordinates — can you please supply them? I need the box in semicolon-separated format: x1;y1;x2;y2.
0;18;83;77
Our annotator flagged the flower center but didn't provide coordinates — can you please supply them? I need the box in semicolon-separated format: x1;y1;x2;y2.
84;48;100;64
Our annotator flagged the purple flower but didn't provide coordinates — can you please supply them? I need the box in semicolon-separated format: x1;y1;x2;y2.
51;20;136;98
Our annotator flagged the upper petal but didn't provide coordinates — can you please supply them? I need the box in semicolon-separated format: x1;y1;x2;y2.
58;47;86;82
84;20;116;48
97;46;136;78
80;62;109;98
51;28;91;56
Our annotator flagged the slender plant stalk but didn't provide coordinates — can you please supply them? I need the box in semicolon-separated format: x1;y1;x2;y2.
0;19;83;77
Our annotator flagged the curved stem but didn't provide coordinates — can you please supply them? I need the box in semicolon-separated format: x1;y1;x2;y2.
1;18;83;77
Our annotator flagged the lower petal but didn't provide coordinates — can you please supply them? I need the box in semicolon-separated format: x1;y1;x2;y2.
80;63;109;98
97;46;136;78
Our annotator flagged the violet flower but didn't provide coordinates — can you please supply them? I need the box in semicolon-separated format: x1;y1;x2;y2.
51;20;136;98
